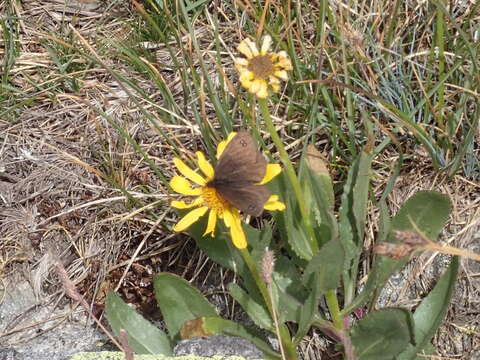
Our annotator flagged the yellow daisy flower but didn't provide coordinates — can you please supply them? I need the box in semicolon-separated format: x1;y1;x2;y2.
170;132;285;249
235;35;293;99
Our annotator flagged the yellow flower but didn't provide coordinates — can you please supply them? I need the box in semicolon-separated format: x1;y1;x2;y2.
235;35;292;99
170;133;285;249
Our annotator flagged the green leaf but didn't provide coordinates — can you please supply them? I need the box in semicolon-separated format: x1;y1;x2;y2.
305;144;335;209
352;151;373;243
285;191;315;260
187;216;262;303
338;151;373;260
397;257;459;360
228;283;274;331
294;272;320;345
338;154;362;266
275;254;306;295
375;191;452;286
303;239;344;293
301;145;337;246
153;273;217;339
337;151;373;304
184;210;240;271
248;223;273;263
271;265;307;323
202;317;279;359
105;292;172;355
350;308;414;360
272;172;314;261
389;191;451;240
304;167;337;246
345;191;452;313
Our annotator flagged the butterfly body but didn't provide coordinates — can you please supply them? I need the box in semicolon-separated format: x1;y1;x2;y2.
207;132;270;217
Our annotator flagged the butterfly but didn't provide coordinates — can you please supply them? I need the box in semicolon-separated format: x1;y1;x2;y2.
207;132;270;216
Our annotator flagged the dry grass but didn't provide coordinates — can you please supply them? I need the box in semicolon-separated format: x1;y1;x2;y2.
0;0;479;359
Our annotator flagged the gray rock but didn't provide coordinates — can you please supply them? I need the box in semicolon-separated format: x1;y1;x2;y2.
0;281;38;330
0;348;21;360
0;280;108;360
71;354;253;360
174;335;263;359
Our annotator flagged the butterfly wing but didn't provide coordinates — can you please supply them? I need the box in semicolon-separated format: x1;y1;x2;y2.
214;182;270;216
211;132;270;216
214;132;267;183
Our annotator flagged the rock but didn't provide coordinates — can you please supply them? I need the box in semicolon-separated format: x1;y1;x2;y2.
174;335;263;359
0;281;109;360
70;353;256;360
0;348;21;360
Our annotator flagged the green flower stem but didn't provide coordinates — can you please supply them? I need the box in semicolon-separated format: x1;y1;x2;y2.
258;99;318;253
240;248;297;360
325;289;344;330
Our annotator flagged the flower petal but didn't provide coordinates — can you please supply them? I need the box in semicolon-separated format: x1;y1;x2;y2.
274;70;289;81
217;141;228;159
277;56;292;70
237;38;255;58
245;38;259;56
259;163;282;184
269;75;281;85
230;222;247;248
267;194;279;202
260;35;272;55
224;209;247;249
234;58;249;66
173;206;209;232
269;76;281;92
249;79;263;94
263;195;286;211
271;82;280;93
239;70;254;88
171;197;204;209
203;209;217;236
256;81;269;98
223;208;233;227
170;176;202;196
217;132;237;159
173;158;206;186
196;151;214;180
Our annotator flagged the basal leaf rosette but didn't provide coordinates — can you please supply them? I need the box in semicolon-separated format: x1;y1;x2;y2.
170;133;285;249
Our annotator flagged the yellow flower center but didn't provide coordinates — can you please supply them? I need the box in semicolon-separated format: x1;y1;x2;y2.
202;186;230;214
248;55;275;79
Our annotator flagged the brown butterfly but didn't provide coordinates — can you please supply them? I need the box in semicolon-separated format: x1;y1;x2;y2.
207;132;270;217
